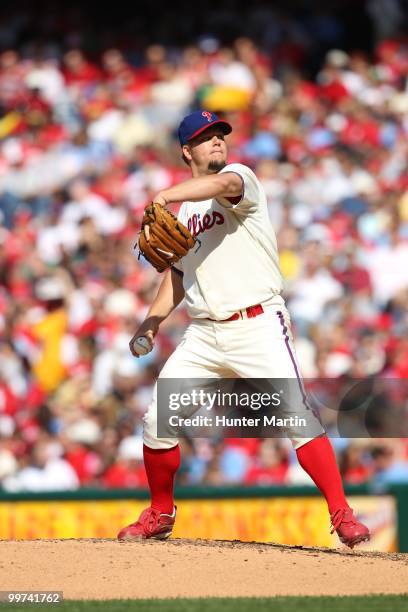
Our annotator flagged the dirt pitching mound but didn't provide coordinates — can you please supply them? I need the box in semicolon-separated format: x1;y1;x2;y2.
1;539;407;600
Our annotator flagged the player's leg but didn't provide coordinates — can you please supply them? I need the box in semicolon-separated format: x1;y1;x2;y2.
272;309;369;546
225;305;370;547
220;305;323;441
143;320;231;451
143;335;228;516
118;321;230;540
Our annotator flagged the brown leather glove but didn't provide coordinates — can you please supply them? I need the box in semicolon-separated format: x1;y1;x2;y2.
137;202;196;273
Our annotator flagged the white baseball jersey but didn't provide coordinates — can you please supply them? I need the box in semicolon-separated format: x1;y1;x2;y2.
174;163;284;320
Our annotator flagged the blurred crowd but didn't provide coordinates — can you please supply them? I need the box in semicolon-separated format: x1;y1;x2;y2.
0;2;407;492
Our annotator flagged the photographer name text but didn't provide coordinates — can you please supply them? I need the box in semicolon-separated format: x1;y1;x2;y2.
168;414;307;428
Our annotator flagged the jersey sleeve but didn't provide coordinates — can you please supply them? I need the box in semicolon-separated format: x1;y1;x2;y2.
218;163;262;213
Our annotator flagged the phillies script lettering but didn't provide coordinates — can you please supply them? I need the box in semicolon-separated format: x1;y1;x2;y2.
187;211;225;237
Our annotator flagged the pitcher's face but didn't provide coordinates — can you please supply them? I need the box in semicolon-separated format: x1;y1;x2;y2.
183;127;228;175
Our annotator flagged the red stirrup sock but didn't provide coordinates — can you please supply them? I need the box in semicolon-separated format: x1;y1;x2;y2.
143;444;180;514
296;436;349;513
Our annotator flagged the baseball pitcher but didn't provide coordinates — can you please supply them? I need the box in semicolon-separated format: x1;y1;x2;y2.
117;110;370;548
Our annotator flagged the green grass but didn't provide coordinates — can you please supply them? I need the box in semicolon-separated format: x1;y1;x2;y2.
1;595;407;612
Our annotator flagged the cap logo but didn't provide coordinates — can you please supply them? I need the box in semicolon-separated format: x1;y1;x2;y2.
202;111;212;122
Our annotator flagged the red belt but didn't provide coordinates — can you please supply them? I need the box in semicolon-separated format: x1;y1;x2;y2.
207;304;264;322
